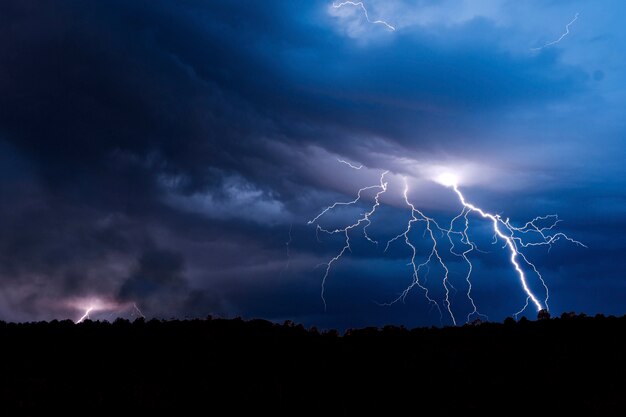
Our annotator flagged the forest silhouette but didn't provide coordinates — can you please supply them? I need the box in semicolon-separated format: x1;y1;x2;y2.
1;313;623;415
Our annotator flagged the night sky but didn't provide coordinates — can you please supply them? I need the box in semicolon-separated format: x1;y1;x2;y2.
1;0;624;329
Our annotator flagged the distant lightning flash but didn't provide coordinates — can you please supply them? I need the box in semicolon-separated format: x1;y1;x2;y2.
132;303;145;319
76;306;94;323
309;165;584;324
333;1;396;31
531;13;579;51
73;299;145;323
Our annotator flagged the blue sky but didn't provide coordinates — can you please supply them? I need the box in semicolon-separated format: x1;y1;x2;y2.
0;0;624;328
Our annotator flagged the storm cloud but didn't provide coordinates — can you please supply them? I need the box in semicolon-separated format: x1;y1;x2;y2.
0;0;625;327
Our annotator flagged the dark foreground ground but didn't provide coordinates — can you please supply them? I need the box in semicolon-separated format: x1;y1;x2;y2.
1;314;624;416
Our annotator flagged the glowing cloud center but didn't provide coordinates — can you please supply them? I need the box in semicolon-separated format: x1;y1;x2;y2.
435;172;459;188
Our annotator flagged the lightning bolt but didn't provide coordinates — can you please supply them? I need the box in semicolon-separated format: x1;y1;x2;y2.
381;179;451;323
337;158;363;170
531;13;579;51
309;170;389;309
74;299;147;323
132;303;145;319
332;1;396;31
447;205;487;323
76;306;94;323
310;167;584;324
446;179;585;316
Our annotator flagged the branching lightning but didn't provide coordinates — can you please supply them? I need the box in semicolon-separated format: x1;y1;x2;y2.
332;1;396;31
309;170;389;309
383;178;459;324
309;166;585;324
531;13;579;51
447;180;585;315
446;204;486;323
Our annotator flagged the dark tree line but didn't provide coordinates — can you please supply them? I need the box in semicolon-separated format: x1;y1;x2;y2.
0;313;624;415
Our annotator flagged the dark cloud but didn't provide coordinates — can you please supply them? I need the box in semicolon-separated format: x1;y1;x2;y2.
119;248;186;300
0;1;586;194
117;246;225;318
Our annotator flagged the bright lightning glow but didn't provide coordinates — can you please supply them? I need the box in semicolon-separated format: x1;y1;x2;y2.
76;306;94;323
435;172;459;188
310;167;585;324
332;1;396;31
531;13;579;51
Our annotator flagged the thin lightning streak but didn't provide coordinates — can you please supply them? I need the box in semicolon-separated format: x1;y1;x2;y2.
133;303;145;319
337;158;363;170
447;207;487;323
407;189;455;325
515;297;530;320
505;216;585;250
531;13;579;51
308;183;382;225
381;179;445;322
310;171;389;309
77;306;94;323
333;1;396;31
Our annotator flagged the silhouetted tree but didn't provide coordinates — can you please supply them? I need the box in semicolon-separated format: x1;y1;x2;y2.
537;309;551;320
